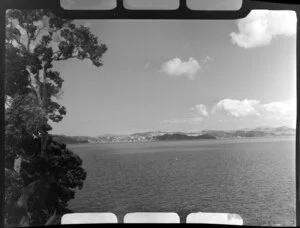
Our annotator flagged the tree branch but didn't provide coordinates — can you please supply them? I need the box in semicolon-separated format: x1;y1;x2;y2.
33;25;49;41
14;38;26;50
27;69;41;104
26;30;31;51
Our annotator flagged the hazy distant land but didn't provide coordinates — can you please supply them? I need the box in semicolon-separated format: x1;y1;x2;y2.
52;126;295;144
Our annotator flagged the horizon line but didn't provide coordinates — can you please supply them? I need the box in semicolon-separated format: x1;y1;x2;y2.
50;125;295;138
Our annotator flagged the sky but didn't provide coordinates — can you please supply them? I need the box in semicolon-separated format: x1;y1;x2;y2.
49;7;297;137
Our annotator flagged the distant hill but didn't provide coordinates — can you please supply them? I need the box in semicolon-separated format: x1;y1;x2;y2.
155;133;216;141
52;126;295;144
201;126;295;139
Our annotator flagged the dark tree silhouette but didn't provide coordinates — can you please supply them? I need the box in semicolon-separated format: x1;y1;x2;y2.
5;9;107;226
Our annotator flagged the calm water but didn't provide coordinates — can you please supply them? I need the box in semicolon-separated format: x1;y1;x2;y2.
68;137;296;225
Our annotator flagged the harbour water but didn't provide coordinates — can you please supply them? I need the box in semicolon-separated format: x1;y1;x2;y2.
68;137;296;225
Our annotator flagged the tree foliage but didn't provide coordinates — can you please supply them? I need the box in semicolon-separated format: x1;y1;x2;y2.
5;9;107;226
5;137;87;226
6;9;107;124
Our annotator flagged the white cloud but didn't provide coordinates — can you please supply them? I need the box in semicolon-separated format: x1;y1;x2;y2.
161;98;296;128
260;102;290;115
259;98;296;120
191;104;209;117
212;98;296;120
161;57;201;80
202;56;214;65
230;10;297;48
212;99;261;117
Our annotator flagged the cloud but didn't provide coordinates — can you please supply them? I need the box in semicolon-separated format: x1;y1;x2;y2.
202;56;214;65
259;98;296;120
191;104;209;117
212;99;261;117
260;102;291;115
230;10;297;48
212;98;296;120
161;57;201;80
161;98;295;128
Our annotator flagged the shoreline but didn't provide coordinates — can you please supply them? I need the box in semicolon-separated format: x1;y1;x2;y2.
66;135;296;146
